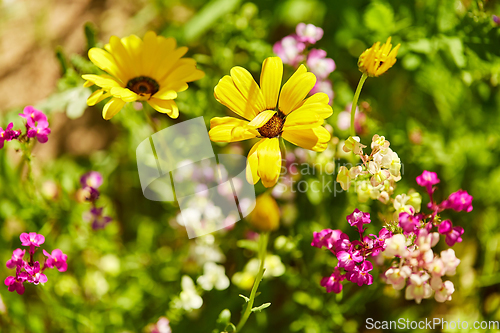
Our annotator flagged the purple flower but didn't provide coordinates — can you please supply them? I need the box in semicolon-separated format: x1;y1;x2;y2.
6;249;25;269
43;249;68;272
0;123;18;149
493;15;500;25
80;171;103;189
306;49;335;80
20;232;45;254
398;212;420;234
311;229;342;251
25;262;48;285
442;190;473;213
4;276;25;295
19;106;48;125
335;233;351;252
86;207;113;230
346;209;371;233
346;261;374;286
416;171;440;196
310;79;334;105
295;23;324;44
320;267;345;293
438;220;464;247
273;35;306;67
336;250;363;270
20;106;51;144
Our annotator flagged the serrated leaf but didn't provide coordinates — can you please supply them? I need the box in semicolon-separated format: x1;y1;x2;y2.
239;294;250;302
251;302;271;312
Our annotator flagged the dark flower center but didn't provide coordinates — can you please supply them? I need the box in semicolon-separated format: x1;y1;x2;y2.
258;111;285;138
126;76;160;96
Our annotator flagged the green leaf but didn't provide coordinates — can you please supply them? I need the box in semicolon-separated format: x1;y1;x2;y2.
236;239;259;252
84;22;97;51
251;302;271;312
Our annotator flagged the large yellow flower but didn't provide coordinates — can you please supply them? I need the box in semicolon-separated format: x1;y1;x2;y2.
209;57;332;188
82;31;204;120
358;37;400;77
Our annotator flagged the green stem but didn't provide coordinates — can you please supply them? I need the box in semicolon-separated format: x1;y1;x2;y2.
236;232;269;332
350;73;368;137
142;103;160;133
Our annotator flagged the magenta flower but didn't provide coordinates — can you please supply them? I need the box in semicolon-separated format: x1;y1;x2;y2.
346;209;371;233
399;212;420;234
442;190;473;213
320;267;345;293
86;207;113;230
6;249;25;269
20;106;51;144
0;123;18;149
493;15;500;25
26;262;48;285
337;250;363;270
80;171;103;189
4;276;26;295
416;171;440;196
346;261;374;286
295;23;324;44
438;220;464;247
306;49;336;80
311;229;342;251
43;249;68;272
20;232;45;254
335;233;351;252
273;35;306;67
310;79;334;105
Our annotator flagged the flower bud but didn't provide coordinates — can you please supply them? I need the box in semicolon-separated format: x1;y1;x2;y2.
248;193;280;232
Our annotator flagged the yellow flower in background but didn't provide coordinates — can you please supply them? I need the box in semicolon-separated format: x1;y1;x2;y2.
358;37;400;77
209;57;332;188
83;31;204;120
248;193;280;232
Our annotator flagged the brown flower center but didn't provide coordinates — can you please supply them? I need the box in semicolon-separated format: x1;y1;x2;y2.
126;76;160;96
258;111;285;138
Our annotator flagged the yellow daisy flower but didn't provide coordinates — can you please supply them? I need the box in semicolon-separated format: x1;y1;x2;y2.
82;31;205;120
209;57;332;188
358;37;400;77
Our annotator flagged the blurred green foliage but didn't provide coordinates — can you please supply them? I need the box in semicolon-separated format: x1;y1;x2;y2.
1;0;500;332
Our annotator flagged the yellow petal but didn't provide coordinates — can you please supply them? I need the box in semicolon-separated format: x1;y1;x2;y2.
230;66;266;112
83;80;94;88
147;98;179;119
109;87;138;102
247;110;276;127
155;46;189;82
121;34;143;72
283;108;323;130
102;98;126;120
82;74;122;89
209;117;257;142
282;126;331;152
260;57;283;110
278;65;316;115
183;69;205;82
142;32;177;78
109;35;137;79
214;76;259;120
297;93;333;119
87;89;111;106
153;88;177;100
88;48;125;83
246;140;263;185
257;137;281;188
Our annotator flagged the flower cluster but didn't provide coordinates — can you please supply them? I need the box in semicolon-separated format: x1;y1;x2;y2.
273;23;335;103
0;106;51;149
337;135;402;203
80;171;113;230
4;233;67;295
312;210;393;293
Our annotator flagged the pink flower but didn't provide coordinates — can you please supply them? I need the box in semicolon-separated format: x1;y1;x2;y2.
438;220;464;247
4;276;26;295
43;249;68;272
296;23;324;44
440;249;460;276
494;15;500;25
346;209;371;233
433;279;454;303
86;207;113;230
149;317;172;333
25;262;47;285
0;123;19;149
385;266;412;290
311;229;342;252
398;212;420;234
405;274;432;304
6;249;25;269
20;106;51;144
416;171;440;197
346;260;374;286
273;35;306;67
442;190;473;213
337;104;366;132
310;79;334;105
336;250;363;270
80;171;103;189
306;49;335;79
20;232;45;254
320;267;345;293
